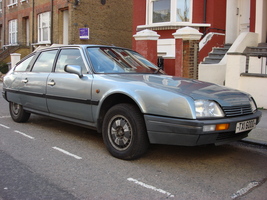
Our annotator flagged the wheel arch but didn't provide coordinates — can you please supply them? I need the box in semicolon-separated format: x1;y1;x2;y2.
96;93;143;133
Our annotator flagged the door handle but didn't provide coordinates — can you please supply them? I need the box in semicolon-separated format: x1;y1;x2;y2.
21;78;28;83
47;80;56;86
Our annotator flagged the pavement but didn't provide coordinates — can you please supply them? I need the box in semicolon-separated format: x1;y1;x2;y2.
242;109;267;146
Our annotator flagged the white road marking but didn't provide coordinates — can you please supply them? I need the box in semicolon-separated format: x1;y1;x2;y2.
0;116;11;119
231;181;260;199
52;146;82;160
0;124;10;129
14;130;35;140
127;178;174;198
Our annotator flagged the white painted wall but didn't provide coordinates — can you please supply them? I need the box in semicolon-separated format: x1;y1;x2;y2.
228;32;259;53
198;63;226;85
199;32;267;108
239;76;267;109
157;39;175;57
225;54;246;89
225;53;267;108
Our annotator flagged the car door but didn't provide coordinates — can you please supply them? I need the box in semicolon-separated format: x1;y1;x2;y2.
46;48;94;122
19;50;58;113
4;54;35;104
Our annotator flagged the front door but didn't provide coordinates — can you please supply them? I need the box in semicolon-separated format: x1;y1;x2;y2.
226;0;251;43
46;48;94;123
238;0;250;34
63;10;69;45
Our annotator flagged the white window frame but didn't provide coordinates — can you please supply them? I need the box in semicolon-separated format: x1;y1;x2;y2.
8;0;18;7
0;0;2;12
38;12;51;44
9;19;18;45
10;0;18;4
146;0;193;25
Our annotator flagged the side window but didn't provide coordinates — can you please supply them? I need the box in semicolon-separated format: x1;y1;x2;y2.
55;49;87;73
14;55;34;72
31;50;57;72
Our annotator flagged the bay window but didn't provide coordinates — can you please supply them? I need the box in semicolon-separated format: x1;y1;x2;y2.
148;0;192;24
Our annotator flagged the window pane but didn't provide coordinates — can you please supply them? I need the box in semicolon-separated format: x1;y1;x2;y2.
9;19;17;44
153;0;170;23
176;0;191;22
12;33;15;43
32;50;57;72
15;55;34;72
87;47;158;74
38;12;50;43
43;27;48;41
55;49;86;73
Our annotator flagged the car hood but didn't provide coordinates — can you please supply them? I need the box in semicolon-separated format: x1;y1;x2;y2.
103;74;251;107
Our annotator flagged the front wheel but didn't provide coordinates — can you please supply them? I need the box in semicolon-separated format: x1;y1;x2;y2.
102;103;149;160
9;102;31;123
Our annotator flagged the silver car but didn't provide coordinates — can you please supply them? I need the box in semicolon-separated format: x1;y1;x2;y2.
2;45;262;160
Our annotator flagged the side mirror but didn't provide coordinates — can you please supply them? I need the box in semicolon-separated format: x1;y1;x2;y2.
64;65;83;78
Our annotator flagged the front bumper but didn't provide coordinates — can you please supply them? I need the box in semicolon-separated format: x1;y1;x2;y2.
2;90;7;101
144;110;262;146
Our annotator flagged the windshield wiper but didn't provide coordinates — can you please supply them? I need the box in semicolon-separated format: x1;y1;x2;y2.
154;68;161;74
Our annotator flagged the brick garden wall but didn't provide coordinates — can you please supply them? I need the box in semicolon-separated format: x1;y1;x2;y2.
183;40;199;79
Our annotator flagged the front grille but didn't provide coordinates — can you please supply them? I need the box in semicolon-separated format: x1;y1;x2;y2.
222;105;252;117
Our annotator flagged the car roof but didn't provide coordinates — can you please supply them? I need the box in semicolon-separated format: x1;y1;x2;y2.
33;44;130;52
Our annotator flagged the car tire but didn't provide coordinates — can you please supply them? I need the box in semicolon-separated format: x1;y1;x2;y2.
102;103;149;160
9;102;31;123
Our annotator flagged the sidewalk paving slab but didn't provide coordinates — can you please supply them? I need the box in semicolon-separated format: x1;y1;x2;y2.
241;109;267;146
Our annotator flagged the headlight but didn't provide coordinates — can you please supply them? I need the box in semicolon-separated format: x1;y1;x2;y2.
249;97;257;113
194;100;224;118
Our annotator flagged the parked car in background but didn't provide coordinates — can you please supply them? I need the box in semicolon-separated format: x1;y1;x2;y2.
2;45;262;160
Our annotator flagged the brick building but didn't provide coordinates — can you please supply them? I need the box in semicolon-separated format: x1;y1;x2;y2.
132;0;266;78
0;0;133;62
132;0;227;72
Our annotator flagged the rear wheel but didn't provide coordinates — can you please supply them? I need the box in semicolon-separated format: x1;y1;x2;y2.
9;102;31;122
102;103;149;160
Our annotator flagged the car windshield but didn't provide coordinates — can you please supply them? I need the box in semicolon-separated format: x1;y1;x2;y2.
87;47;160;74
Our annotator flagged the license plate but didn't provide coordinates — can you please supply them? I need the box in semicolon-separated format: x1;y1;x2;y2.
236;119;256;133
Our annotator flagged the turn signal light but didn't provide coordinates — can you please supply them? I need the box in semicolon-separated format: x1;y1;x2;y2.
215;123;230;131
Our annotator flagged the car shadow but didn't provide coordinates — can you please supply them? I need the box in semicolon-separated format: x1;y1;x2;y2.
24;114;262;164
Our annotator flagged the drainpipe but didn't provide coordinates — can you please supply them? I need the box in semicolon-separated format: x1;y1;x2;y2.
3;0;6;46
31;0;34;51
203;0;207;23
50;0;53;44
203;0;207;33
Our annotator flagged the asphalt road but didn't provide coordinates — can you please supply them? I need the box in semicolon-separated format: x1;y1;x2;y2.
0;83;267;200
